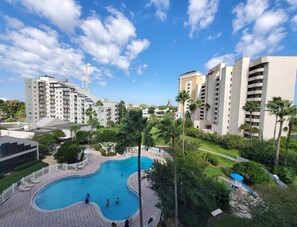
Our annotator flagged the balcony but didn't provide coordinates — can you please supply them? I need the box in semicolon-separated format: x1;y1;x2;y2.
248;75;264;81
245;118;260;123
249;68;264;75
247;97;261;102
247;90;262;95
248;82;263;88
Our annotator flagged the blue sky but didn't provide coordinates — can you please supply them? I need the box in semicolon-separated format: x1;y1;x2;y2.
0;0;296;105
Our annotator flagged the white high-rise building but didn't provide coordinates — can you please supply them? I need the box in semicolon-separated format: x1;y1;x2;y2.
178;56;297;139
25;76;118;126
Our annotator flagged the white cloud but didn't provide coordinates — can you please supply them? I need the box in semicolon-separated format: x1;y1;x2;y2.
146;0;170;21
78;7;150;72
185;0;219;37
142;81;153;86
0;20;96;81
207;32;222;40
232;0;269;34
235;10;287;57
291;15;297;31
205;54;235;70
98;81;107;87
4;16;24;29
10;0;81;33
136;64;148;75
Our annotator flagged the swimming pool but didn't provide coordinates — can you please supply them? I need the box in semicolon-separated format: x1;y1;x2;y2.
34;156;153;221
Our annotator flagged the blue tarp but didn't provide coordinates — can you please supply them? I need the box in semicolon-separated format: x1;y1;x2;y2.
230;173;244;181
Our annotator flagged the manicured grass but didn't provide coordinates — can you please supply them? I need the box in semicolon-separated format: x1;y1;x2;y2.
210;215;250;227
206;165;225;177
216;156;236;168
0;162;48;193
198;139;239;158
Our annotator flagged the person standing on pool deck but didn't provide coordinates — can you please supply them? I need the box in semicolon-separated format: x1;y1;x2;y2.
106;198;110;207
124;219;129;227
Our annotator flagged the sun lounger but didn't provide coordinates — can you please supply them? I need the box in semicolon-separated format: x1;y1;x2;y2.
77;165;84;169
19;185;30;192
22;181;34;188
30;177;40;184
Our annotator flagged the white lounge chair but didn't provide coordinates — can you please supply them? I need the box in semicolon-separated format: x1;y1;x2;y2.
19;185;30;192
22;181;34;188
30;177;40;184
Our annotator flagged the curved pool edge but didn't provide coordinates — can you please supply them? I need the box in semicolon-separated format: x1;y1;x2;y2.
31;153;156;223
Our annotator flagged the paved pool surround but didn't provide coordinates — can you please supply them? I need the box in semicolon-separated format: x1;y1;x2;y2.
0;150;161;227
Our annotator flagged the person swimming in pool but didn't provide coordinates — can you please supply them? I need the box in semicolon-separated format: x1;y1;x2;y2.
115;197;119;204
106;198;110;207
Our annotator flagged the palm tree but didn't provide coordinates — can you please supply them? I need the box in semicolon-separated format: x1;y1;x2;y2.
242;101;260;142
196;99;203;120
96;100;104;127
157;114;182;227
267;98;292;167
283;105;297;165
266;97;282;143
204;103;211;119
69;124;80;141
119;109;147;227
86;106;97;131
175;90;190;154
188;102;197;123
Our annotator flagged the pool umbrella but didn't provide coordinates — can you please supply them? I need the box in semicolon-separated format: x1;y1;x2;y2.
230;173;244;181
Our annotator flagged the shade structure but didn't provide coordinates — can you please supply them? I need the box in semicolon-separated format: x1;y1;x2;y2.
230;173;244;181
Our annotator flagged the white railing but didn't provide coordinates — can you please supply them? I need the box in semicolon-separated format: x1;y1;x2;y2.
145;210;162;227
0;156;89;206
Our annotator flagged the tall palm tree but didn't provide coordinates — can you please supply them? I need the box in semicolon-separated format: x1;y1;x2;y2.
196;99;203;120
86;106;97;131
119;110;147;227
175;90;190;154
204;103;211;119
69;124;80;141
266;97;282;143
283;105;297;165
242;101;260;142
188;102;197;123
267;98;292;167
157;114;182;227
96;100;104;127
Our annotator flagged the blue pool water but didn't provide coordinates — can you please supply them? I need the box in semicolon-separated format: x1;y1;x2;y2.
34;156;153;220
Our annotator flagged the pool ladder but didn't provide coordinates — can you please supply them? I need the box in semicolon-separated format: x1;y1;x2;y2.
35;195;46;204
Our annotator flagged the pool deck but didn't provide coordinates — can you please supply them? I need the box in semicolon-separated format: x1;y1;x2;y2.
0;150;162;227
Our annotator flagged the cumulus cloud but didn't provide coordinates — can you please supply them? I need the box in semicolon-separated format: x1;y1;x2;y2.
146;0;170;21
0;19;95;81
287;0;297;8
235;10;287;57
232;0;269;34
78;7;150;72
205;54;235;69
185;0;219;37
136;64;148;75
8;0;81;33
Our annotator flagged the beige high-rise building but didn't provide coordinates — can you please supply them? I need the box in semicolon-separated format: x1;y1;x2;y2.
178;71;206;120
178;56;297;139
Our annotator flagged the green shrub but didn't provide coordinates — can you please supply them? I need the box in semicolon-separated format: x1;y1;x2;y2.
39;153;46;159
274;166;295;184
202;153;219;166
186;127;199;137
93;143;102;151
0;126;7;130
14;160;41;171
0;173;5;180
232;161;271;185
221;134;245;150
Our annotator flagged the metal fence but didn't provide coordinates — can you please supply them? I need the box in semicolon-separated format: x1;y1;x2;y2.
0;157;89;205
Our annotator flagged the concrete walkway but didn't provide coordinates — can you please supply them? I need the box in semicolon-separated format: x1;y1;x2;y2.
0;150;161;227
198;148;237;161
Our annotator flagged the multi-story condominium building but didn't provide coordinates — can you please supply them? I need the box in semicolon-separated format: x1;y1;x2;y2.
0;136;39;173
178;56;297;139
178;71;206;120
25;76;118;126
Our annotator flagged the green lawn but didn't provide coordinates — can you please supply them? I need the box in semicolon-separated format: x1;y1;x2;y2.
198;139;239;158
0;162;48;193
210;215;250;227
206;165;225;177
